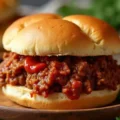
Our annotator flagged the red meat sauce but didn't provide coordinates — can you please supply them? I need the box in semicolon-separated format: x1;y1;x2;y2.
0;52;120;100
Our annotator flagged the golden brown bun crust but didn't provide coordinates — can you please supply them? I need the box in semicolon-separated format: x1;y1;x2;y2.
3;16;93;56
63;15;120;55
0;0;18;22
2;13;61;51
3;14;120;56
2;85;120;109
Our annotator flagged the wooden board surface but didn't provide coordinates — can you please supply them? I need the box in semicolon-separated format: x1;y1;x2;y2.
0;89;120;120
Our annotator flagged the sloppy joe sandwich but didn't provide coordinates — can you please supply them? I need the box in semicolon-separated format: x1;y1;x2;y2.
0;14;120;109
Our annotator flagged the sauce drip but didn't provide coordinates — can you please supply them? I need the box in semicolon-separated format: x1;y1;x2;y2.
24;57;46;74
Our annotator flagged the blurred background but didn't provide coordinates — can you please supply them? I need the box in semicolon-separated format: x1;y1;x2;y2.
19;0;120;30
20;0;50;6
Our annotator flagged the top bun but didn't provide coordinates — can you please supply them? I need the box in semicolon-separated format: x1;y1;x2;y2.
3;14;120;56
0;0;18;22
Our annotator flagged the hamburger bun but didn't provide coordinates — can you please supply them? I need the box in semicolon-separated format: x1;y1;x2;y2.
63;15;120;55
2;14;120;109
3;15;120;56
3;18;93;56
2;84;120;109
0;13;60;50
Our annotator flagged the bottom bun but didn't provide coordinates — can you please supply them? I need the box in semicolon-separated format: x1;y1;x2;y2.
2;84;120;109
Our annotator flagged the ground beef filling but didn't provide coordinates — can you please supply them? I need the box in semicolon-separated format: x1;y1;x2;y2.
0;52;120;100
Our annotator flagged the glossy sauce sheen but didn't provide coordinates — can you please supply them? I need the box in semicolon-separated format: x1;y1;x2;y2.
0;53;120;100
24;57;47;74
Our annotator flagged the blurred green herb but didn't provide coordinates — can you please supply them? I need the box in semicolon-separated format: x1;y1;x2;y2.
116;117;120;120
57;5;92;16
57;0;120;30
